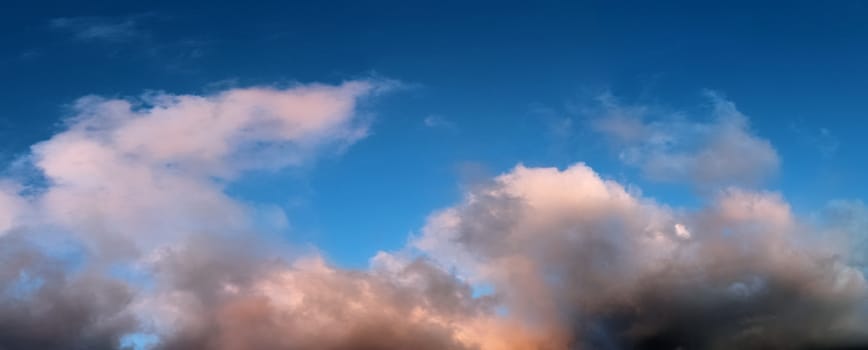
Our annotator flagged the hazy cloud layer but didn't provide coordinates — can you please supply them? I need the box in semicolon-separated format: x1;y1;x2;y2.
50;16;145;42
591;92;780;188
423;114;457;131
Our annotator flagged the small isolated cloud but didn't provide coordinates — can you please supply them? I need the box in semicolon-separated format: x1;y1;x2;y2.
50;16;144;42
590;91;780;188
423;114;457;131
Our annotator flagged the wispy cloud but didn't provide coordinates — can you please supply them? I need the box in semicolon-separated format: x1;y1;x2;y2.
423;114;457;131
49;16;144;43
589;91;780;188
46;14;216;73
789;121;840;157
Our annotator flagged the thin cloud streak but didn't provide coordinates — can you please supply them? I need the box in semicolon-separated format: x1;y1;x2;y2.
50;16;144;42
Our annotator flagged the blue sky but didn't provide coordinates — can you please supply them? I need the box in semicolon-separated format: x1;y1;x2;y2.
3;0;868;270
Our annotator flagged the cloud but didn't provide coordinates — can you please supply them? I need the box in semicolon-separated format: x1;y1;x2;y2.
0;80;401;349
141;236;536;350
0;232;139;350
423;114;457;130
591;92;780;188
413;163;868;349
50;16;144;42
46;14;216;71
26;81;382;258
822;200;868;271
790;122;840;157
0;182;24;235
0;80;865;350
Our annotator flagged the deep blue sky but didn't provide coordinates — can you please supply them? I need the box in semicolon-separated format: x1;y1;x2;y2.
3;0;867;266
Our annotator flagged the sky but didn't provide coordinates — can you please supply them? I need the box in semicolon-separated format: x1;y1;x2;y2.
2;1;868;349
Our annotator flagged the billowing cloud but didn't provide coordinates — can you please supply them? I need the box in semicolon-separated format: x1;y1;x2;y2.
142;236;532;350
413;163;867;349
30;81;379;258
0;80;405;349
0;81;865;350
591;92;780;188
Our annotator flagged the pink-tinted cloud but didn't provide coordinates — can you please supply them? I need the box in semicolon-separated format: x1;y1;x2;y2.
412;163;867;348
0;82;865;350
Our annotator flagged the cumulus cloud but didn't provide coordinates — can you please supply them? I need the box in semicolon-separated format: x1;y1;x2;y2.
591;92;780;188
0;80;865;350
143;236;532;350
413;163;868;349
29;81;379;258
0;80;406;349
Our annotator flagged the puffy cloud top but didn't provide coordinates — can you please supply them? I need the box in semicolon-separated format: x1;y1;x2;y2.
0;82;865;350
414;163;867;349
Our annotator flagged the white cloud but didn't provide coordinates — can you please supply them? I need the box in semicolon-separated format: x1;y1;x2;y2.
26;80;383;257
674;223;691;239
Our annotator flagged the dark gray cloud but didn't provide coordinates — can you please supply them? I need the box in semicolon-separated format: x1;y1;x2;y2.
0;233;139;350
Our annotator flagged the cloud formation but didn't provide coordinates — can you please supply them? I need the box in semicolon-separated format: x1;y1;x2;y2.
29;81;378;257
423;114;458;132
591;92;780;188
413;163;867;349
0;233;138;350
0;81;865;350
145;238;530;350
0;80;408;349
50;16;144;42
